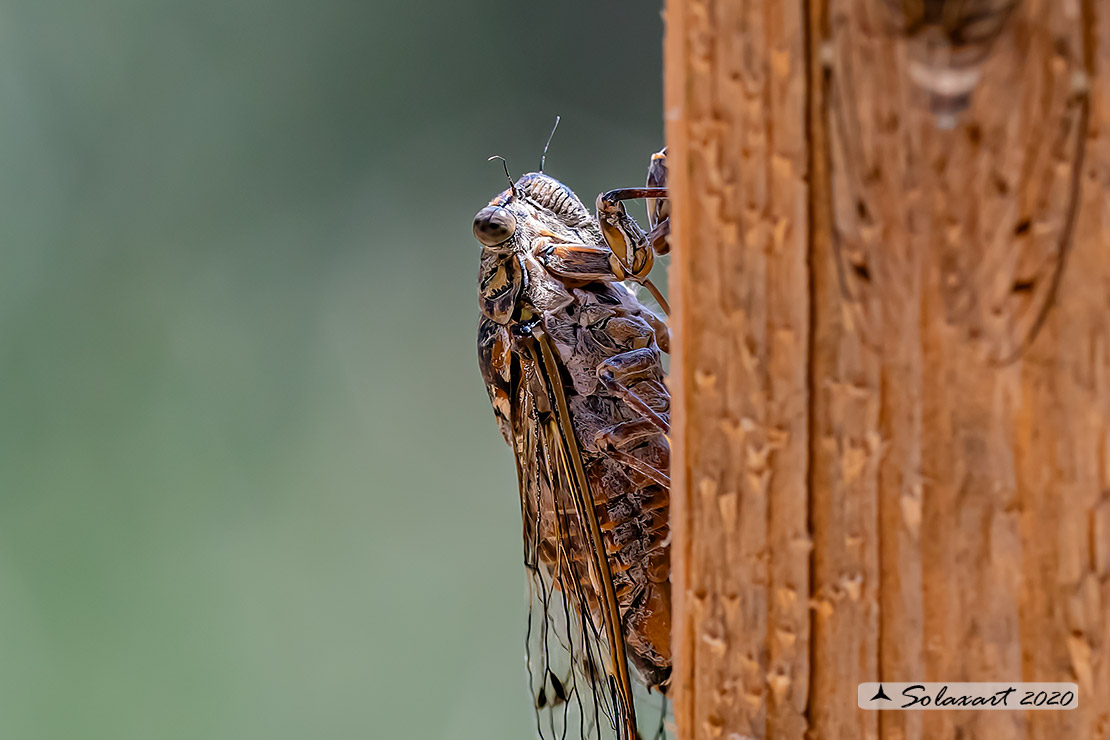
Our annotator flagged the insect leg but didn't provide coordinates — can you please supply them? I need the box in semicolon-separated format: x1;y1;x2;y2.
537;242;670;317
599;187;669;204
538;244;623;283
594;186;667;278
593;392;670;490
595;430;670;490
596;349;670;435
594;185;670;316
645;147;670;256
595;418;662;450
644;217;670;257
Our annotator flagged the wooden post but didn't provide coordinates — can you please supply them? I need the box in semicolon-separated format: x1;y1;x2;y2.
665;1;812;737
664;1;1109;738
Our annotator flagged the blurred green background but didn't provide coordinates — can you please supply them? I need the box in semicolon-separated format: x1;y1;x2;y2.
0;1;662;738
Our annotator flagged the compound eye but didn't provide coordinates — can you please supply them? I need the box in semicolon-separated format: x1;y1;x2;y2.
473;206;517;246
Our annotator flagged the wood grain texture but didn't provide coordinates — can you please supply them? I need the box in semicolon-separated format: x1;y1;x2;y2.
666;0;1109;737
665;0;811;738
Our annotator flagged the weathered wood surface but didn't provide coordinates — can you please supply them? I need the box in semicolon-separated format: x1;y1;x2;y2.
665;0;1109;738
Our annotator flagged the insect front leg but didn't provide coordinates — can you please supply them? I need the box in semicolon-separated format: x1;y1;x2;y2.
595;186;667;282
591;148;672;314
536;238;673;323
596;146;673;265
537;243;623;284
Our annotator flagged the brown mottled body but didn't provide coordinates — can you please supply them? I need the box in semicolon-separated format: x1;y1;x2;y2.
474;167;671;738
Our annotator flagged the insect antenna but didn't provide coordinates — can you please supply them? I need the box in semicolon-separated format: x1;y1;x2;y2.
540;115;561;173
488;155;518;198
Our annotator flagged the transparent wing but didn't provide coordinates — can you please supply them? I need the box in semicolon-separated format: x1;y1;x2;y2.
511;324;640;740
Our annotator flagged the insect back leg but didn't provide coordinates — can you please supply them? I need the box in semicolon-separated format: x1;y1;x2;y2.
597;348;669;435
592;343;670;481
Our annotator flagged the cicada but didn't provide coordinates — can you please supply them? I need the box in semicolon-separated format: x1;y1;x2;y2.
473;150;672;740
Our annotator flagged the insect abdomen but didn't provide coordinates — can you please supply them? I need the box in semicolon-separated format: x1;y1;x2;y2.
541;288;672;690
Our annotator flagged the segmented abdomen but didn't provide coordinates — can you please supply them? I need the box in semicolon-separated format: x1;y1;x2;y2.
530;283;672;691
